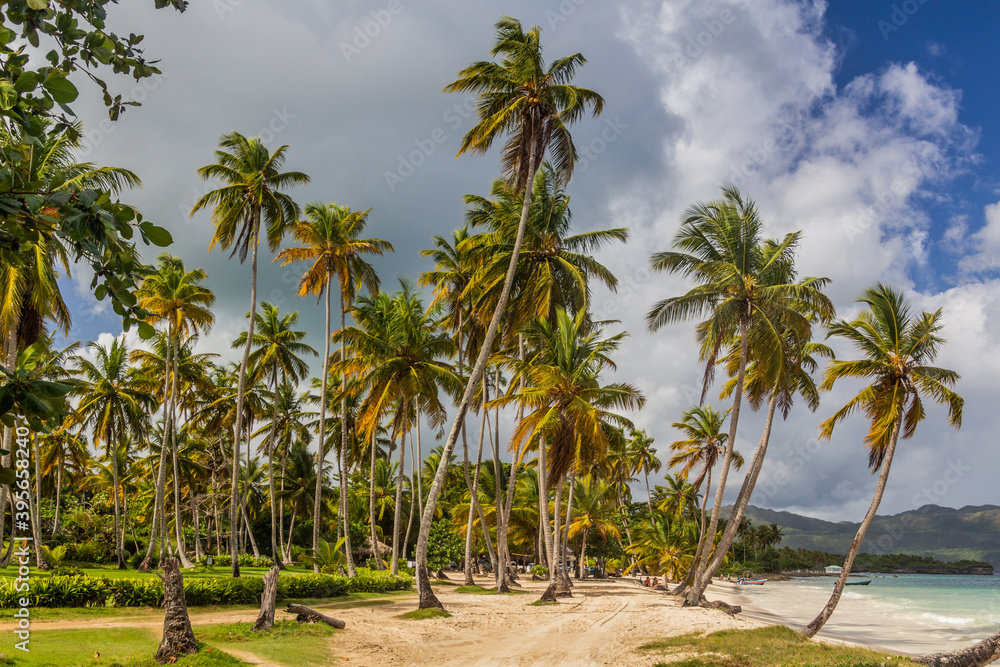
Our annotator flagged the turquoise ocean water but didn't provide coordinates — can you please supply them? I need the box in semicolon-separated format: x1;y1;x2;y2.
725;573;1000;660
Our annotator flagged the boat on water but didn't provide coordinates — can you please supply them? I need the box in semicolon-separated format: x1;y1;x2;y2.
737;578;767;585
844;579;872;586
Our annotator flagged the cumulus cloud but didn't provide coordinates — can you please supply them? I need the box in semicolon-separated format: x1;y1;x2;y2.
60;0;994;520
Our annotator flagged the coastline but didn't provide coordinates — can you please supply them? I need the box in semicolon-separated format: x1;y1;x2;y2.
706;576;1000;663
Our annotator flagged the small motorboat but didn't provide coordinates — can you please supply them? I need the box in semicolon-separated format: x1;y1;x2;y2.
844;579;872;586
736;578;767;585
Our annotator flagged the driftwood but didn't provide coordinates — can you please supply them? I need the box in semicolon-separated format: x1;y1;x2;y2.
700;598;742;616
913;629;1000;667
284;603;346;629
436;569;450;580
531;573;545;581
252;565;281;632
154;557;198;664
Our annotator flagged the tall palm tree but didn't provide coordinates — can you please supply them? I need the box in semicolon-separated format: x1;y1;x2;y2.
702;325;834;587
136;253;215;569
277;201;391;576
646;185;833;605
416;17;605;609
235;302;316;568
337;284;459;574
192;131;309;576
495;308;644;596
627;429;660;515
668;405;743;595
801;284;963;638
72;337;155;568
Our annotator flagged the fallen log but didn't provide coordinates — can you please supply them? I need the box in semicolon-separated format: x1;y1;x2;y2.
284;603;346;629
700;598;742;616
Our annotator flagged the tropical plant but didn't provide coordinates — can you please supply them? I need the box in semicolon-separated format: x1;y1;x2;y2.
801;284;963;638
192;131;309;576
277;201;391;575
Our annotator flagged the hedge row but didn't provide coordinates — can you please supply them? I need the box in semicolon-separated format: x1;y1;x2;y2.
0;568;411;609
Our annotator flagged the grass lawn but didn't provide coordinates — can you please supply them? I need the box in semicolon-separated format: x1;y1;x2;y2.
0;590;415;621
0;619;341;666
396;608;451;620
640;626;916;666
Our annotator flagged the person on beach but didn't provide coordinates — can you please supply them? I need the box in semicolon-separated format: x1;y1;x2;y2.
644;577;651;587
652;577;659;588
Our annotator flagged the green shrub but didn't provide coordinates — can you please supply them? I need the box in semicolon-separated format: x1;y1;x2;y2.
0;567;412;608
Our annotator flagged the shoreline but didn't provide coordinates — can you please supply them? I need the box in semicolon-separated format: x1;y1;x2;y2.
706;575;1000;662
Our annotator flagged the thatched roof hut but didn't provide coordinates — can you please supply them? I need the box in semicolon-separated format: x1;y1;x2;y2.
354;537;391;557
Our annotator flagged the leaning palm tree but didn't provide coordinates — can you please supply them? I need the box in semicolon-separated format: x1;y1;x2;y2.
801;284;962;638
277;202;391;575
646;185;833;605
192;131;309;577
416;14;605;610
236;302;316;568
72;338;155;568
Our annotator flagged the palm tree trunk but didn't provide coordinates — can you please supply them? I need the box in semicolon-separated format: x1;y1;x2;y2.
703;388;780;582
229;211;262;578
414;404;424;517
338;290;357;578
912;629;1000;666
673;467;711;596
212;469;221;556
266;368;283;569
279;454;288;563
539;435;554;580
801;421;902;639
110;443;123;569
169;337;194;569
562;473;575;586
192;490;203;561
414;142;539;609
644;469;653;516
687;318;749;605
473;389;495;572
579;529;588;579
401;427;417;566
368;429;381;570
313;281;332;573
51;458;63;539
285;510;297;560
140;339;174;571
391;430;405;575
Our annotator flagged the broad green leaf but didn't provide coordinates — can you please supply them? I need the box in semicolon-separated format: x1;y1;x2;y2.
27;0;50;10
43;76;79;104
136;320;156;340
0;82;16;111
139;221;173;247
13;72;37;93
0;467;14;486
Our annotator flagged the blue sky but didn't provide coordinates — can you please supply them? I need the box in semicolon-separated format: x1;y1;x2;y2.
57;0;1000;520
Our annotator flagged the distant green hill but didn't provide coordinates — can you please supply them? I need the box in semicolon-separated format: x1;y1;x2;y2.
731;504;1000;567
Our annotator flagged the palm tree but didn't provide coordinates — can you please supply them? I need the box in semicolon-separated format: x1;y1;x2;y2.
627;513;697;582
415;18;605;609
136;253;215;569
277;201;391;575
627;429;660;515
495;308;644;596
192;131;309;576
72;337;155;568
235;302;316;568
567;475;620;578
801;284;963;638
702;325;834;586
337;284;459;575
646;185;833;605
668;405;743;595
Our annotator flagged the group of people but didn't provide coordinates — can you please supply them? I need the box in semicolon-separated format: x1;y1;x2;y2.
640;576;659;588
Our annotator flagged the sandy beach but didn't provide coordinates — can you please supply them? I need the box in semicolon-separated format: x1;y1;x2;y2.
330;577;761;666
